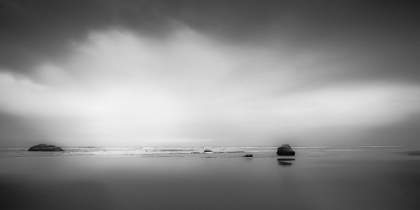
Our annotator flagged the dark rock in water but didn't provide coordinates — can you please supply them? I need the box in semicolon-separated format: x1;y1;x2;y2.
243;154;253;157
204;149;213;153
276;144;295;156
28;144;64;152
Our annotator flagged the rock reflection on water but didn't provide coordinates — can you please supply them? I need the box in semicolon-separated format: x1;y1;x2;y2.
278;161;293;166
277;158;295;166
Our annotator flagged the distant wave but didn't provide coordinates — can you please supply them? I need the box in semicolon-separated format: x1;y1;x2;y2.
357;146;405;148
293;146;331;149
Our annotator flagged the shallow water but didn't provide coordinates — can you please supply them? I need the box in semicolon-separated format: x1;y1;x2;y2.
1;148;419;210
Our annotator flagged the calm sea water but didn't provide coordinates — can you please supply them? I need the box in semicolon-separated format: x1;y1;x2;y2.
0;145;413;158
1;146;419;210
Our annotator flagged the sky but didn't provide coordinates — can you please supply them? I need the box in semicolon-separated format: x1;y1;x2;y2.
1;0;420;147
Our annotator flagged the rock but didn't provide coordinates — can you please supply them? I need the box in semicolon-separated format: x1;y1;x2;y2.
243;154;253;157
276;144;295;156
28;144;64;152
204;149;213;153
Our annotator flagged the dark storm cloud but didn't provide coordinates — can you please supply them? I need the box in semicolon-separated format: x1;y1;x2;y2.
1;0;106;72
0;0;174;74
1;0;420;83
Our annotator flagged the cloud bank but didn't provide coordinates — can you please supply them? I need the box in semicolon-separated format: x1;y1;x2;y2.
1;0;420;146
1;27;419;146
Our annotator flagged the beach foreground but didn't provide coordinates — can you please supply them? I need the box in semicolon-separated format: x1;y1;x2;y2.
1;147;419;210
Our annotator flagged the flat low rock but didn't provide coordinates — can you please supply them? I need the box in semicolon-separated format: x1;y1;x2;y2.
203;149;213;153
28;144;64;151
276;144;295;156
243;154;253;157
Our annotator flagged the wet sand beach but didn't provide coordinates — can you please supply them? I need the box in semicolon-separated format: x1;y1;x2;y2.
1;148;420;210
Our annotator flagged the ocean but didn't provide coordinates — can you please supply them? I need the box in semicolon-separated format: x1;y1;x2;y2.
1;146;419;209
0;145;412;158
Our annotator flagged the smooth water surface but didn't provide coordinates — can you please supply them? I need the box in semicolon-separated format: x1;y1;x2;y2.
1;148;419;210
